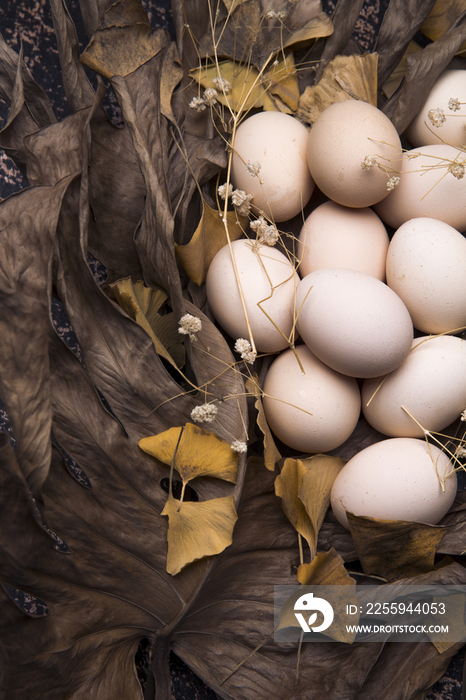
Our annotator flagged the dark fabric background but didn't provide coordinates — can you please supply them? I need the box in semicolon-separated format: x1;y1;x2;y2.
0;1;465;698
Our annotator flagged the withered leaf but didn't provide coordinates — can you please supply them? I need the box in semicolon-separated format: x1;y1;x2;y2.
313;0;365;83
49;0;96;112
175;201;246;286
139;423;239;485
0;176;73;494
297;454;346;558
161;493;238;575
201;0;333;70
422;0;466;52
275;455;345;558
297;548;355;585
109;278;185;369
80;0;171;78
381;40;422;99
347;512;449;582
246;374;281;471
190;53;300;114
375;0;438;87
382;16;466;133
298;53;378;124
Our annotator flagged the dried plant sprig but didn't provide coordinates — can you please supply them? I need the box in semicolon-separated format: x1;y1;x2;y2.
428;108;446;128
231;440;247;453
234;338;257;365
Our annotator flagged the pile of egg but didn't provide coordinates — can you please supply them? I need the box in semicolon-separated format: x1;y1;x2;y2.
206;71;466;528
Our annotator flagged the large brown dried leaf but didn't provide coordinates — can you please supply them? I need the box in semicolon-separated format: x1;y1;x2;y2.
0;177;72;495
381;40;422;99
313;0;365;83
201;0;333;70
382;13;466;132
175;202;246;285
50;0;96;111
0;38;56;175
81;0;171;78
297;53;378;123
422;0;466;53
375;0;438;86
347;512;449;582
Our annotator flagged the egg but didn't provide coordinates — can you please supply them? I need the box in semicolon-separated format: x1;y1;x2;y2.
206;238;299;352
298;201;389;280
307;99;403;208
386;218;466;334
374;144;466;231
296;268;413;378
330;437;457;529
262;345;361;453
231;111;314;222
405;70;466;148
362;335;466;437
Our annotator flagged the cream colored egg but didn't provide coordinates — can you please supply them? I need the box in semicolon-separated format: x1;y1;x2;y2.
296;269;413;378
298;201;389;280
386;217;466;334
374;145;466;230
405;70;466;148
330;438;457;529
307;100;402;208
262;345;361;453
206;239;299;352
231;112;314;222
362;335;466;437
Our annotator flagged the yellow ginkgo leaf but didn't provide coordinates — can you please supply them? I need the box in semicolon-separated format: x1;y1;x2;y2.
109;278;185;369
161;493;238;575
246;375;281;471
175;201;246;286
190;54;299;115
139;423;239;485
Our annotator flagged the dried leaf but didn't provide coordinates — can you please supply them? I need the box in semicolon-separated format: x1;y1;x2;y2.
201;0;333;70
375;0;438;86
161;493;238;575
190;53;300;114
297;548;356;585
139;423;239;485
313;0;365;82
246;374;281;471
298;53;378;122
347;512;449;582
275;458;315;550
298;454;346;558
0;176;73;494
175;201;246;286
109;278;185;369
381;40;422;99
50;0;96;111
80;0;171;78
382;15;466;133
422;0;466;53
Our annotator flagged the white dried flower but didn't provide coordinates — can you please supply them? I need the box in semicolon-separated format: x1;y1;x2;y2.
212;76;232;93
231;189;253;216
234;338;256;365
178;314;202;340
189;96;206;112
456;446;466;459
449;161;465;180
386;176;400;191
203;87;218;106
361;155;376;170
259;224;279;246
218;183;229;199
461;408;466;421
246;160;261;177
428;108;446;128
250;215;267;233
265;9;287;19
231;440;247;454
448;97;461;112
191;403;218;423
